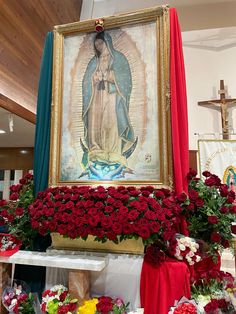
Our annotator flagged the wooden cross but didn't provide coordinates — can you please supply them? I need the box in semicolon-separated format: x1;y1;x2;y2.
198;80;236;139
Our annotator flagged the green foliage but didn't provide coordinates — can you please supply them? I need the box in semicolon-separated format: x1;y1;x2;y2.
0;174;37;249
183;171;236;257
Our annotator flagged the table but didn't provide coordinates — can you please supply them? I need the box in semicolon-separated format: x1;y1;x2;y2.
46;249;144;310
140;259;191;314
0;250;107;312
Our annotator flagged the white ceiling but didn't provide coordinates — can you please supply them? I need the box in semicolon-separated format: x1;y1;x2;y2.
0;107;35;147
182;26;236;51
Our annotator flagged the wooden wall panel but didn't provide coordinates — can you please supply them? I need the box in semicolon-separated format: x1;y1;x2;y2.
0;148;34;170
0;0;82;113
189;150;198;171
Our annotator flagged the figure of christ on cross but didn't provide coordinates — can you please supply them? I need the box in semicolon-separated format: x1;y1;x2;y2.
198;80;236;139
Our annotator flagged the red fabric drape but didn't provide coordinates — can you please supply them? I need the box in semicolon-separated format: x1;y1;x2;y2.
170;8;189;195
170;8;189;236
140;259;191;314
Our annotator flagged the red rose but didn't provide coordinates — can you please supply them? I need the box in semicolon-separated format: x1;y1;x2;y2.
138;225;150;239
9;192;19;200
19;178;27;185
202;170;211;177
211;232;221;243
222;239;230;248
219;184;229;197
188;190;199;201
231;224;236;234
186;202;195;211
195;198;204;207
123;223;134;234
220;206;228;214
101;217;111;227
58;304;70;314
112;222;122;234
207;215;218;224
128;210;139;221
104;206;114;213
154;190;165;199
10;184;22;192
205;174;221;187
0;200;7;206
187;168;197;180
230;205;236;213
144;210;156;220
129;190;140;197
59;290;68;302
96;296;113;313
177;193;187;202
150;221;160;233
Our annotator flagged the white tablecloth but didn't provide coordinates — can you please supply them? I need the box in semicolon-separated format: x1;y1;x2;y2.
46;251;143;310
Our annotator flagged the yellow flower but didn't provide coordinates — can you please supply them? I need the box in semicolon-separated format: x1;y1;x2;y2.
77;298;98;314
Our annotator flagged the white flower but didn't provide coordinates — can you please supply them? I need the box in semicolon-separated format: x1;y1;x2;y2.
9;298;17;310
188;251;194;257
51;284;67;292
179;244;186;251
196;255;201;262
175;248;181;257
15;288;22;296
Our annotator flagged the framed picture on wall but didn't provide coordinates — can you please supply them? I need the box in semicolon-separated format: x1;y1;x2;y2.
49;6;172;187
198;139;236;191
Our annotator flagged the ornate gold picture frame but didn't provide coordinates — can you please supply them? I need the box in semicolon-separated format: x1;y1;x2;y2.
49;6;172;187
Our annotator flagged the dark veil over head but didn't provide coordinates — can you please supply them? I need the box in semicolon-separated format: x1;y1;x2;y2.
94;32;106;57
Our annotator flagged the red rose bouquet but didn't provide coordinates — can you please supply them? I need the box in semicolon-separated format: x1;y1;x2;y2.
41;285;77;314
168;297;198;314
0;233;21;256
182;170;236;257
29;185;184;246
96;296;129;314
0;173;37;249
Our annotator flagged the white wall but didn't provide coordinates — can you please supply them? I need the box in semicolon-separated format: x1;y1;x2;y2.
184;45;236;149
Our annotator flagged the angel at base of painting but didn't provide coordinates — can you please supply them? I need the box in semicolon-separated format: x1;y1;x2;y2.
79;31;138;180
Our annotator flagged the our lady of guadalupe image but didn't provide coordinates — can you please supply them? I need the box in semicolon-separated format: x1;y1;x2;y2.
80;31;138;180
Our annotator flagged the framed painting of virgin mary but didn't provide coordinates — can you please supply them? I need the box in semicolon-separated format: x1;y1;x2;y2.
49;6;172;187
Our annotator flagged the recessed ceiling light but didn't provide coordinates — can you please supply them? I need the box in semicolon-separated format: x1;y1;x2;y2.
0;129;6;134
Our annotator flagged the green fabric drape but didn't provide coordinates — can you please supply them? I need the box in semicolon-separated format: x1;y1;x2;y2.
15;32;54;296
33;31;53;196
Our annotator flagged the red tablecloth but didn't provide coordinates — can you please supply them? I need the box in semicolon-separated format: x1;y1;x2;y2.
140;259;191;314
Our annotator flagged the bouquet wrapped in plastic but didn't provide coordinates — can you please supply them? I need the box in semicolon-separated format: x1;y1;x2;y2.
0;233;21;256
168;297;198;314
2;281;35;314
41;285;77;314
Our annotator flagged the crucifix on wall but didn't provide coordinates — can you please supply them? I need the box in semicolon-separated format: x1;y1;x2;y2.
198;80;236;139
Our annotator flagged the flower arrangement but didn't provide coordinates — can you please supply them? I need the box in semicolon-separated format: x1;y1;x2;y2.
182;169;236;256
191;269;234;298
168;235;201;265
29;185;184;246
203;298;234;313
2;283;35;314
0;233;21;256
78;296;129;314
168;297;198;314
0;173;37;249
41;285;77;314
